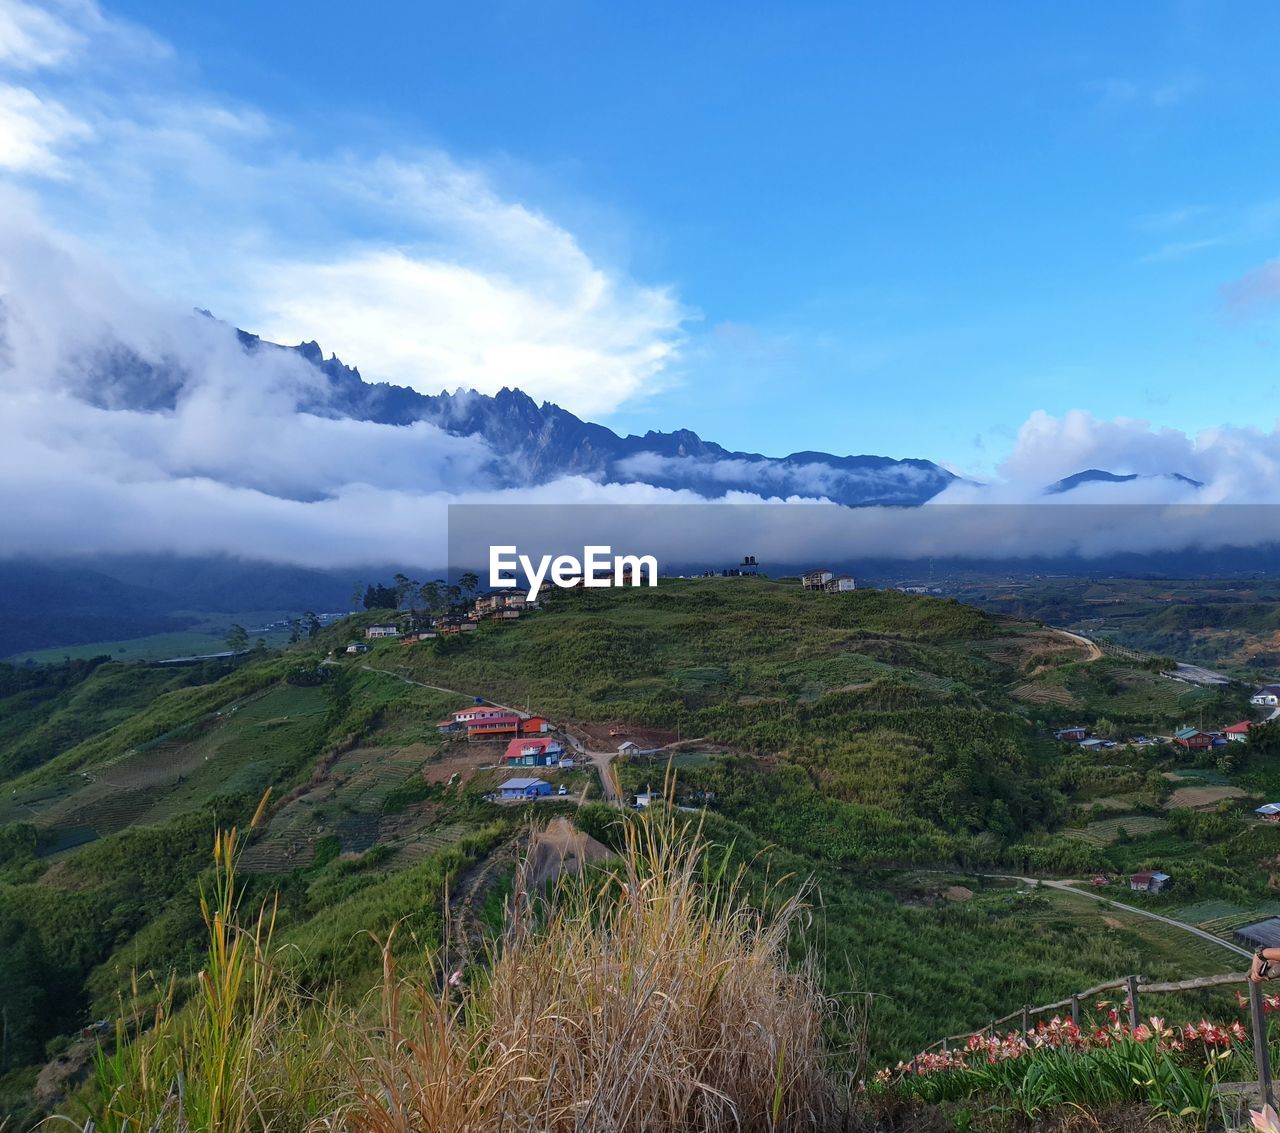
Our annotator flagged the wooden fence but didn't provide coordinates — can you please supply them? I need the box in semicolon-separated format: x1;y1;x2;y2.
917;970;1274;1109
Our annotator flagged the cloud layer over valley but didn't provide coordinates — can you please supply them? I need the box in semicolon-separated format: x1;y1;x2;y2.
4;1;1280;571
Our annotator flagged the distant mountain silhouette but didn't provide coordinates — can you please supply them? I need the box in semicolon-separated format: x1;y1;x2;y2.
1045;468;1205;495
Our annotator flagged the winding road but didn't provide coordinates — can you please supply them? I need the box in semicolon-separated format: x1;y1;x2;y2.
962;870;1251;960
366;654;1258;958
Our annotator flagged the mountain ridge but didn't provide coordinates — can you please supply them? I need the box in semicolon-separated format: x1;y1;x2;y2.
236;330;958;506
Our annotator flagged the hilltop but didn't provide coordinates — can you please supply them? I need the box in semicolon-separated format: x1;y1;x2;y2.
4;578;1280;1127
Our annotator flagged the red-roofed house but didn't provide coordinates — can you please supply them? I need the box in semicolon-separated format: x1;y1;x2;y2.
1223;721;1254;742
503;736;565;766
466;713;522;739
453;706;506;723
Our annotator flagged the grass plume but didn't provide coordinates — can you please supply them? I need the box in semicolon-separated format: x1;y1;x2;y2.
87;800;845;1132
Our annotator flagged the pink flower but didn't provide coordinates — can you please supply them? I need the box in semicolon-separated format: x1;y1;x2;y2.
1251;1104;1280;1133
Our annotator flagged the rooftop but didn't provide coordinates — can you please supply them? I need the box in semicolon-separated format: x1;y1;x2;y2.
1238;918;1280;949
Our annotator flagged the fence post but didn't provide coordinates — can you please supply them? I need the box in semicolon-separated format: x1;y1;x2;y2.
1071;994;1081;1028
1251;979;1275;1112
1022;1005;1031;1035
1126;976;1140;1029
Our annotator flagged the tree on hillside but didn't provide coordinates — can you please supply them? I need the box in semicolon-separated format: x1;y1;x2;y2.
459;571;480;598
363;583;398;610
349;581;364;610
302;611;322;639
288;619;301;645
1248;718;1280;756
393;573;418;612
225;624;250;652
419;580;442;617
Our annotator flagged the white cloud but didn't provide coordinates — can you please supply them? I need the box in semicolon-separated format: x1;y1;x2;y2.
0;2;688;418
0;82;88;172
253;243;681;417
0;0;84;70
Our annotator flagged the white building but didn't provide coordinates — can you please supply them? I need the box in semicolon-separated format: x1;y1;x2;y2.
365;624;401;639
801;568;833;590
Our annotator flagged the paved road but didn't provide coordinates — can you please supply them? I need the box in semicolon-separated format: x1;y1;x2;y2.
562;730;619;802
973;871;1250;960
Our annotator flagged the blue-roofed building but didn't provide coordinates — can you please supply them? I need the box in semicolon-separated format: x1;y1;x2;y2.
499;777;552;800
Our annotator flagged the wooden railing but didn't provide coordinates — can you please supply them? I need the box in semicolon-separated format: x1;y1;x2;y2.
917;971;1274;1109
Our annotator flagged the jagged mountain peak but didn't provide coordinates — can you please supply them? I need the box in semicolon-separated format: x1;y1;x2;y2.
78;322;958;507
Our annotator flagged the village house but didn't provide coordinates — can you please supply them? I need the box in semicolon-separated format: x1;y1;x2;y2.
438;616;479;635
1078;737;1115;751
1172;726;1214;751
825;574;856;593
503;736;565;767
344;642;370;655
436;705;504;733
437;708;550;738
617;740;642;756
1223;720;1254;742
498;777;552;800
800;568;834;590
1129;870;1172;894
364;624;400;639
473;590;530;617
465;713;523;739
1252;685;1280;707
1054;727;1089;742
1256;803;1280;822
452;706;507;723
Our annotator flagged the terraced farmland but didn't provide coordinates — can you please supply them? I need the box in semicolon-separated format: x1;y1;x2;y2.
4;683;329;850
1061;814;1167;845
1171;898;1280;941
1010;682;1076;706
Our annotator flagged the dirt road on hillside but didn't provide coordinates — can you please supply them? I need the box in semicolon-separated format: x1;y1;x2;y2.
1051;629;1104;663
359;666;520;714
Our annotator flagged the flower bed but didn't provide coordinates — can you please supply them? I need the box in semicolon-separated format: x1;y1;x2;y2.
873;1006;1253;1126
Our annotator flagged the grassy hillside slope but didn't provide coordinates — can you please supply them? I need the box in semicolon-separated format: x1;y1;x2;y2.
4;578;1280;1127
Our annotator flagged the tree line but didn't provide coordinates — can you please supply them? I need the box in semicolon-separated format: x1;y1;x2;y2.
354;572;480;614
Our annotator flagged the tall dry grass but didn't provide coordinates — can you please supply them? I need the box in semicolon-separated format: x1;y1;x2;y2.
89;800;849;1133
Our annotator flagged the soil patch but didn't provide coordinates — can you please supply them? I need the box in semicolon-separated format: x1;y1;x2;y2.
1164;785;1249;810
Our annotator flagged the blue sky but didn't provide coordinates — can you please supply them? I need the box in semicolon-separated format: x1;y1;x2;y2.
6;1;1280;475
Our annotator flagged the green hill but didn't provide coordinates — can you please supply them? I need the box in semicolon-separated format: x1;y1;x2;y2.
3;578;1278;1127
